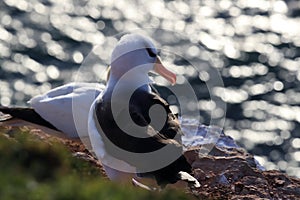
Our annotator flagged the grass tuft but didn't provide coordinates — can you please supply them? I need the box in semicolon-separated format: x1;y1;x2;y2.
0;127;195;200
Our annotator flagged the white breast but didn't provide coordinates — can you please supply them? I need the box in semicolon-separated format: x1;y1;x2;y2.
88;96;136;180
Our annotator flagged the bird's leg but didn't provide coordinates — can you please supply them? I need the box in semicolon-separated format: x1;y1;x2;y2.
177;171;201;188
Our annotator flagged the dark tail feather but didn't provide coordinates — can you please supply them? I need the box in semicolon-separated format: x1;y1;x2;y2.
0;106;59;131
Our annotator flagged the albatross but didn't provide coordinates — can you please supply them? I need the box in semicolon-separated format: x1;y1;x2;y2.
88;33;200;188
0;33;200;189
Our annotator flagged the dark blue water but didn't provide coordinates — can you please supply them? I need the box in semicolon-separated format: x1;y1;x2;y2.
0;0;299;177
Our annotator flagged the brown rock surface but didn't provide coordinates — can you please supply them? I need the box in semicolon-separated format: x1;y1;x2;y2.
185;146;300;199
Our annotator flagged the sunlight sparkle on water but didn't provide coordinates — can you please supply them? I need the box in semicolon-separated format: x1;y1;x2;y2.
213;87;248;103
292;138;300;149
46;65;60;79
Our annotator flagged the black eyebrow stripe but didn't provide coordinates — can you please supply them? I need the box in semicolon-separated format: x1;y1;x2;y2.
146;48;157;57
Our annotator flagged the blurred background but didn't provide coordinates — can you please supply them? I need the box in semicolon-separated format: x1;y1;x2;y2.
0;0;299;178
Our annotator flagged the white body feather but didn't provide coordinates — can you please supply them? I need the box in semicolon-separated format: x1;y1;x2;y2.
29;82;104;138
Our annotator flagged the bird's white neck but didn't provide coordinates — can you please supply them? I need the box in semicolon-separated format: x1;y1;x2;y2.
106;73;153;94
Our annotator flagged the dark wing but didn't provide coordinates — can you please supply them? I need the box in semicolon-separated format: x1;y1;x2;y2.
94;88;193;185
0;106;58;131
97;88;185;154
129;91;192;185
132;90;184;140
128;103;182;148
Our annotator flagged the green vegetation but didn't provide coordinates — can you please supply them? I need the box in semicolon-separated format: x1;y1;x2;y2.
0;127;195;200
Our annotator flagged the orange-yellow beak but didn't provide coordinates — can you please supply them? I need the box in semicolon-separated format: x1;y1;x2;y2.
153;57;176;85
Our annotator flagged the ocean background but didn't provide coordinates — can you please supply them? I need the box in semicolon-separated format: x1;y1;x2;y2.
0;0;299;178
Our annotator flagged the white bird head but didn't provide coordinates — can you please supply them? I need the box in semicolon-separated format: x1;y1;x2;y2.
108;34;176;89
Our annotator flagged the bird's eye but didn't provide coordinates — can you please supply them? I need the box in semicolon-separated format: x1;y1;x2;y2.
146;48;157;57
